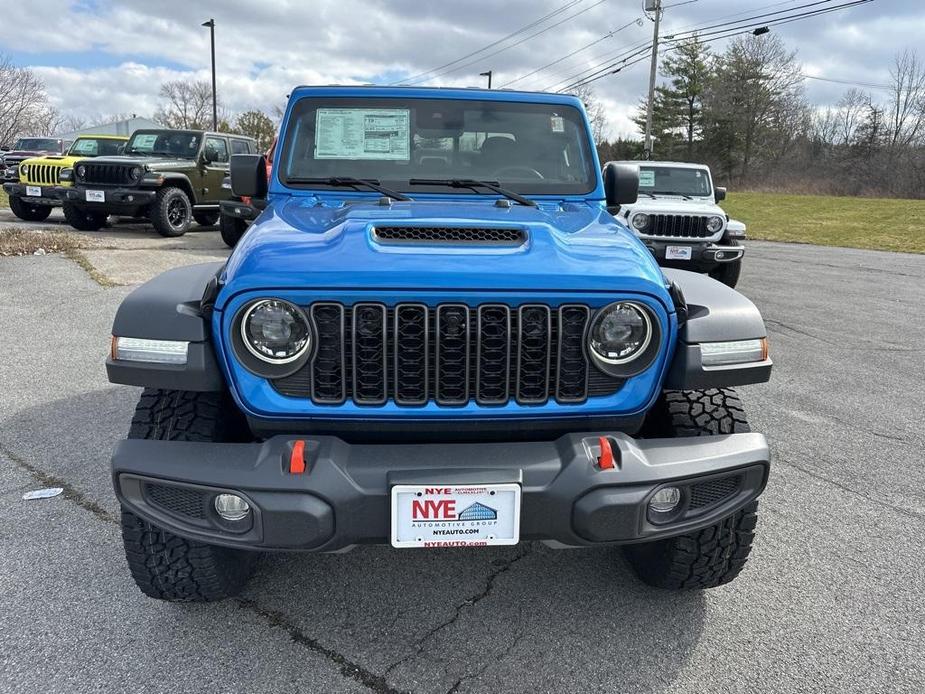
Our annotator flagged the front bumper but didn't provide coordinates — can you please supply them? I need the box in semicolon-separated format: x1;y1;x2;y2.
3;182;62;205
62;185;156;208
643;240;745;271
112;431;769;552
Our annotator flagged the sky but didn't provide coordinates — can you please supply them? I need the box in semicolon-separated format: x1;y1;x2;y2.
1;0;920;139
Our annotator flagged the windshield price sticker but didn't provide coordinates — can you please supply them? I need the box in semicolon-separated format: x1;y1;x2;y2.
315;108;411;160
133;134;157;150
639;170;656;187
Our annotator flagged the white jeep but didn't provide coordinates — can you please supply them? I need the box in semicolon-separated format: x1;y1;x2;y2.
607;160;746;287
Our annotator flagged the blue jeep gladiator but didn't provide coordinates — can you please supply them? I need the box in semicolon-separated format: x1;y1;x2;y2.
106;86;772;602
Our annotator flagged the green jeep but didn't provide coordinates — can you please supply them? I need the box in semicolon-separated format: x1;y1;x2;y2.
59;129;257;236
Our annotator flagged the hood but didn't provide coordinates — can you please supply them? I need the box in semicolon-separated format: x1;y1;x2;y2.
18;154;76;168
217;196;670;309
77;155;195;169
2;150;55;162
623;196;724;216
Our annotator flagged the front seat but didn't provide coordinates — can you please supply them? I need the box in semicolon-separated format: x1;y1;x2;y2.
479;136;518;173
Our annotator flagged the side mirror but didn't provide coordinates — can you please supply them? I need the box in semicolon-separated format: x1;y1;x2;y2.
603;162;639;212
1;145;10;152
714;186;726;202
230;153;268;198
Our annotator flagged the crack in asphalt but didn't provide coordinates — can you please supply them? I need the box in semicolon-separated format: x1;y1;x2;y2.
384;545;534;681
446;633;526;694
776;454;924;522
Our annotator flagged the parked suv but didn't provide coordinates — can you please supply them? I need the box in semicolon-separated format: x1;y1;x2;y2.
3;135;127;222
609;161;746;287
106;86;772;602
60;129;257;235
0;137;70;187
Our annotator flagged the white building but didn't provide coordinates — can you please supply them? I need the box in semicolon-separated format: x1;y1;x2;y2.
57;116;163;141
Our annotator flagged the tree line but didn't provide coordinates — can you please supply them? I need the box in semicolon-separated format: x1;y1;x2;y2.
593;34;925;199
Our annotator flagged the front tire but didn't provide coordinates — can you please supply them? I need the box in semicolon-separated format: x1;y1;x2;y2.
121;389;256;602
150;186;192;237
62;202;107;231
625;388;759;589
9;195;52;222
219;212;248;248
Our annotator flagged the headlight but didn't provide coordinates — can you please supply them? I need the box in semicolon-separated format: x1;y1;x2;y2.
76;164;86;180
239;299;311;364
129;165;144;181
19;163;29;175
588;302;652;364
631;213;650;231
706;215;724;233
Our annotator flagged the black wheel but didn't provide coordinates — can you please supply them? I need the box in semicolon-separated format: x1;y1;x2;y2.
62;202;107;231
708;242;743;288
150;186;192;237
121;389;257;602
193;211;220;227
9;195;52;222
625;388;759;589
219;212;248;248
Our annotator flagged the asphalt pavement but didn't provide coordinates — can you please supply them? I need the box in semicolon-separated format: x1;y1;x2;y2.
0;238;923;694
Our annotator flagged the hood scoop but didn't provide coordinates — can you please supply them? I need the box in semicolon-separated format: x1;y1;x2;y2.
372;225;527;246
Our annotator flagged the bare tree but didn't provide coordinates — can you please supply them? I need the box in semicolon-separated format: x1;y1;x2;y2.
887;49;925;148
836;88;870;146
571;84;608;144
0;54;51;145
154;80;225;130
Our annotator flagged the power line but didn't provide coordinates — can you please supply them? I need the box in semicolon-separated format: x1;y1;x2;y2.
801;73;892;90
406;0;613;86
392;0;582;85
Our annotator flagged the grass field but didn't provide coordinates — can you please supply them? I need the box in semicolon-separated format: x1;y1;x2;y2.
724;192;925;254
0;187;8;209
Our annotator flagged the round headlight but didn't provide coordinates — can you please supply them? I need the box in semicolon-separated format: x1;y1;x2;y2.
130;165;144;181
19;163;29;175
589;302;652;364
76;164;86;179
240;299;310;364
706;215;724;233
631;213;650;231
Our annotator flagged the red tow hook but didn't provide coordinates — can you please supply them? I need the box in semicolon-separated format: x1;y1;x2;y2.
290;439;307;475
597;436;616;470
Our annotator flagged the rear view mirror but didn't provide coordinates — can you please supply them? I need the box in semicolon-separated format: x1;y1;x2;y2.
714;186;727;202
230;154;268;198
603;163;639;212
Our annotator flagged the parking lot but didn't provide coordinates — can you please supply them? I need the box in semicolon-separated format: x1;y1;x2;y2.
1;227;923;693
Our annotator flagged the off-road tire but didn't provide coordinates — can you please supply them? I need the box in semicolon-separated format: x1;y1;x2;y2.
62;202;107;231
219;212;248;248
626;388;758;589
708;241;743;288
193;211;220;227
9;195;53;222
121;389;256;602
150;186;192;237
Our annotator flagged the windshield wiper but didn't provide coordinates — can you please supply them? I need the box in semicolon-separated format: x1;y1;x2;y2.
638;191;657;198
286;176;411;201
408;178;537;207
658;191;693;200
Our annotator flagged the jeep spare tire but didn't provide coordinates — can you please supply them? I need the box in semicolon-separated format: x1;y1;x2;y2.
9;195;53;222
62;203;107;231
151;186;192;237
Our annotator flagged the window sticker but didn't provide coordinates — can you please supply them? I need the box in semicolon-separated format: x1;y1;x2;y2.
639;169;656;187
314;108;410;160
133;134;158;150
550;116;565;133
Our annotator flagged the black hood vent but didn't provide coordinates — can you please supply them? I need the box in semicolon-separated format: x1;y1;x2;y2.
373;226;527;246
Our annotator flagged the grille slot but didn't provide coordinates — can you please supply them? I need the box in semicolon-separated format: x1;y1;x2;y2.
689;475;741;509
80;162;135;186
646;215;712;238
24;164;63;186
145;483;207;519
272;302;627;406
374;226;526;245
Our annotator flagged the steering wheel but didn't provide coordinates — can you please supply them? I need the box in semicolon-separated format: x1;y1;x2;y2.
493;166;545;180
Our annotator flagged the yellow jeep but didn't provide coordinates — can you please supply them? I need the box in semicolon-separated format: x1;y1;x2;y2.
3;134;127;222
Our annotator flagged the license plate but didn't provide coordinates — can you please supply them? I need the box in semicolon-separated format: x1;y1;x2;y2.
26;185;42;197
85;190;105;203
666;245;693;260
391;483;521;548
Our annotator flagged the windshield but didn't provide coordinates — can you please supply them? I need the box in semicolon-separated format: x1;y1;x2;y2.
124;131;201;159
279;97;596;196
68;137;125;157
639;166;712;197
13;138;61;151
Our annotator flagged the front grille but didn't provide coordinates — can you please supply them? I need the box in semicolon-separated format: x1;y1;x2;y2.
80;162;135;186
689;475;741;509
645;214;712;238
23;164;63;186
145;483;207;519
373;226;527;245
274;302;625;407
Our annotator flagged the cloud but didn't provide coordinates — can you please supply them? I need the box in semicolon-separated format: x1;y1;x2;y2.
1;0;915;139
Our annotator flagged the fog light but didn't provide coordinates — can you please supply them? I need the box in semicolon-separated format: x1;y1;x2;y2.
715;251;726;260
214;493;250;521
649;487;681;514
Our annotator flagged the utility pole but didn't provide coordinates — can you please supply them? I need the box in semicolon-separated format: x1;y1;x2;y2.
202;19;217;131
643;0;661;160
480;70;493;89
